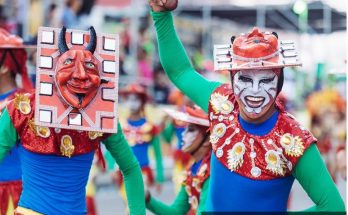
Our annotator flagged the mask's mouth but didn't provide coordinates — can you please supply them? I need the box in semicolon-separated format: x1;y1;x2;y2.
67;81;91;94
245;96;265;108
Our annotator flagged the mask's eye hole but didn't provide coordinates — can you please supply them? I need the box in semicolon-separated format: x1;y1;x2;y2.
85;62;95;69
63;58;73;65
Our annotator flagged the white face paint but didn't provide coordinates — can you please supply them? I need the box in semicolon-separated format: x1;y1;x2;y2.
125;94;142;114
233;70;278;114
182;125;200;153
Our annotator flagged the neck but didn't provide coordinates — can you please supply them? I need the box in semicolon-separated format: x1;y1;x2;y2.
192;141;210;162
240;104;277;124
128;112;142;121
0;76;17;94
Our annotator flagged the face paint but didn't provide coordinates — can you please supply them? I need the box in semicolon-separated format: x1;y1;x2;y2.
125;94;142;114
233;69;278;115
55;50;101;109
182;124;201;153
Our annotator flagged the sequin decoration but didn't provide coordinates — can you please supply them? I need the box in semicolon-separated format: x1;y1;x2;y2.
14;94;31;115
210;92;234;114
227;141;246;171
60;135;75;158
265;150;285;175
280;133;304;157
28;119;51;138
198;163;208;177
210;123;227;144
88;131;103;140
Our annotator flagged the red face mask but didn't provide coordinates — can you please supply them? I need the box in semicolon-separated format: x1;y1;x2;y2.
55;49;100;109
55;26;100;109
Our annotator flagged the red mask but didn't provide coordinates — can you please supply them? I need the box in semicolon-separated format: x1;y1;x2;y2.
55;27;100;109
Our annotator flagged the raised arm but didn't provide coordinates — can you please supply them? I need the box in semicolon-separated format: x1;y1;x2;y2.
146;185;190;215
293;144;345;212
151;9;221;112
0;108;18;161
151;135;164;183
103;123;145;215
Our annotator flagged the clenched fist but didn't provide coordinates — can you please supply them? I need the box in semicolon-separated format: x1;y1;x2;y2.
148;0;178;12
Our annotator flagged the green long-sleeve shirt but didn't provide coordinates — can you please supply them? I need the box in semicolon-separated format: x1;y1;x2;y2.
0;108;145;215
147;178;210;214
151;11;345;212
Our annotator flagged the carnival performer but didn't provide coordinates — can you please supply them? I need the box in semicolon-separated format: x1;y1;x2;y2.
116;84;164;204
146;106;211;215
161;89;192;192
0;26;145;215
0;28;33;215
148;0;345;212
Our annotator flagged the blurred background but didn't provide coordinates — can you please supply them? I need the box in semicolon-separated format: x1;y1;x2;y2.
0;0;346;214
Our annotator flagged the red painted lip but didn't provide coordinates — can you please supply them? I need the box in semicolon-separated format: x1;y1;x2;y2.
245;96;265;108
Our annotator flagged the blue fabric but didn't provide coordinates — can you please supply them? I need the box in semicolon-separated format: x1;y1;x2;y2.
190;159;203;176
174;126;185;149
0;89;22;182
0;146;22;181
18;145;94;215
206;110;295;212
128;118;151;167
0;89;16;100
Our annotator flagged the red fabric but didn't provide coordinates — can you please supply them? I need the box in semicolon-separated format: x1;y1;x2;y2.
183;153;211;214
7;93;111;156
173;149;192;167
86;196;97;215
208;84;316;180
0;181;22;215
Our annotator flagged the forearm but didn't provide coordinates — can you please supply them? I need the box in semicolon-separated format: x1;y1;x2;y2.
0;109;18;161
152;136;164;183
146;185;190;215
293;144;345;212
161;122;174;144
151;11;221;112
103;124;145;215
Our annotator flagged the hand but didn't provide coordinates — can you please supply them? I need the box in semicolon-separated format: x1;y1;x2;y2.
148;0;178;12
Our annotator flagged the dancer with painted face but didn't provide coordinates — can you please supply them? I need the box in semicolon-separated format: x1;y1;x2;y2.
148;0;345;212
146;106;211;215
0;29;33;215
117;84;164;204
0;26;145;215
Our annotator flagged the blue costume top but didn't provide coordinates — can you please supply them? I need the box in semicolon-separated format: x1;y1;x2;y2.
128;118;151;167
0;89;22;181
206;111;295;212
18;145;94;215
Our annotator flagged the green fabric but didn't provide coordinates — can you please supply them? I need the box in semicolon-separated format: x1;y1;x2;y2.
161;122;175;144
151;11;345;212
0;109;146;215
151;11;221;113
0;109;18;161
147;178;210;215
102;123;146;215
293;144;345;212
151;135;164;183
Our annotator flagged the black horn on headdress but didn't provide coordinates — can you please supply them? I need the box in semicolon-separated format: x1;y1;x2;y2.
58;26;69;54
86;26;97;54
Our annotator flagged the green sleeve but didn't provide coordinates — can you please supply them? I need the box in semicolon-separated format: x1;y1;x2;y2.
146;185;190;215
151;135;164;183
151;11;221;112
292;144;345;212
197;177;210;214
161;122;174;144
0;108;18;161
103;123;145;215
103;150;116;172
